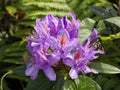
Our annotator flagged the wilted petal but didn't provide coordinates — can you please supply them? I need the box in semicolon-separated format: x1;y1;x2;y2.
69;68;78;79
43;66;56;81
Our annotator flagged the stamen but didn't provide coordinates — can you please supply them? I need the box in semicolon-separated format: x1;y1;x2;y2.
74;51;81;60
45;22;48;32
42;48;46;55
60;34;67;46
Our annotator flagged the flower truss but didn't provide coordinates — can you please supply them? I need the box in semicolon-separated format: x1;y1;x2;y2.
25;12;104;81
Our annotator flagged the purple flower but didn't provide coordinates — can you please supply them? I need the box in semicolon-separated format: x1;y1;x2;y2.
25;12;104;81
47;29;79;58
63;29;104;79
57;12;80;39
26;38;60;81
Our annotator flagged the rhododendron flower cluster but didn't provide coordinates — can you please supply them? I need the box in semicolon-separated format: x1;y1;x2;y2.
25;13;104;81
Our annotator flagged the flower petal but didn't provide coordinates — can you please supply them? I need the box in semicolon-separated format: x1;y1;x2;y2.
47;36;59;50
84;66;98;74
90;28;99;41
65;38;79;53
43;66;56;81
69;68;78;79
63;54;74;67
25;62;39;80
57;29;70;46
46;54;60;65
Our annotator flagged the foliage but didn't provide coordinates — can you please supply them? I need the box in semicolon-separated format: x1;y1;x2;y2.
0;0;120;90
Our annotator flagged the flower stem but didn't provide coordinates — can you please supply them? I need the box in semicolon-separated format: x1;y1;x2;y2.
1;71;13;90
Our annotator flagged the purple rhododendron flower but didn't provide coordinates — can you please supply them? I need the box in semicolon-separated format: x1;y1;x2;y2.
26;39;60;81
25;12;104;81
47;29;79;59
63;29;104;79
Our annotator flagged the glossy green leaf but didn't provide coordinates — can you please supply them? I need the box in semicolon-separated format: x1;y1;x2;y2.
62;75;101;90
96;20;106;32
54;75;64;90
80;18;95;30
24;73;53;90
79;29;91;44
74;75;102;90
62;80;76;90
79;18;95;44
105;17;120;28
89;6;112;18
89;62;120;74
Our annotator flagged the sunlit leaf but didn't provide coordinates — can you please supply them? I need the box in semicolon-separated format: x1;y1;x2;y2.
89;62;120;74
63;75;101;90
80;18;95;30
74;75;102;90
96;20;106;32
105;17;120;28
79;29;91;44
79;18;95;44
63;80;76;90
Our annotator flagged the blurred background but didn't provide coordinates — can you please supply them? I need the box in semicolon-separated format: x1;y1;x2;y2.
0;0;120;90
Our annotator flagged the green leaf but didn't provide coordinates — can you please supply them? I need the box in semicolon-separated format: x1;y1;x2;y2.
96;20;106;33
24;73;53;90
79;18;95;44
6;66;29;82
62;75;101;90
2;58;23;64
13;65;26;76
5;6;17;16
80;18;95;30
54;75;64;90
105;17;120;28
62;80;76;90
74;75;102;90
89;62;120;74
79;29;91;44
89;6;112;18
